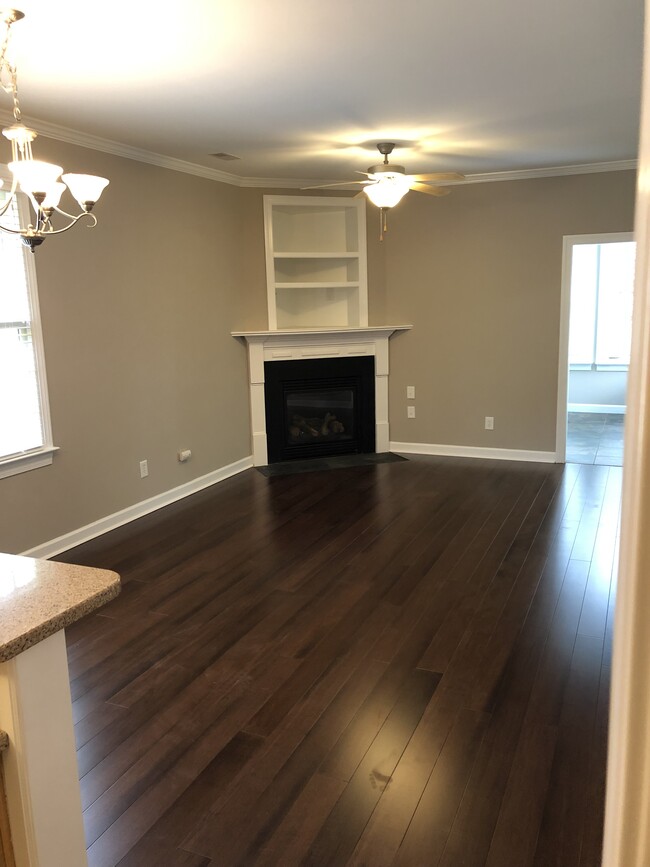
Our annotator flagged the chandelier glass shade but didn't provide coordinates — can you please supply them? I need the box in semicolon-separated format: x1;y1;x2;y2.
0;8;109;251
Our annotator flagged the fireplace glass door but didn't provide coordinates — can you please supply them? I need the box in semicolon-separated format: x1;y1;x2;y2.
264;356;375;463
286;388;354;446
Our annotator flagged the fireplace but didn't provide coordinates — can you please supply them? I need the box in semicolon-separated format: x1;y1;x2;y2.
233;326;411;466
264;356;375;463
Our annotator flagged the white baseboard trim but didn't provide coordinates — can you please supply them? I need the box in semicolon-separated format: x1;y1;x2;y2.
568;403;627;414
21;456;254;560
390;441;557;463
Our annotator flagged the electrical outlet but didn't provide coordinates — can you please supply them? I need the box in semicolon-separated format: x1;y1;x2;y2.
139;459;149;478
407;385;415;399
178;449;192;462
485;416;494;430
408;406;416;418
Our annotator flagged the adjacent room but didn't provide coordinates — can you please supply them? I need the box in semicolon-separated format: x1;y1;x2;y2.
564;235;635;467
0;1;647;866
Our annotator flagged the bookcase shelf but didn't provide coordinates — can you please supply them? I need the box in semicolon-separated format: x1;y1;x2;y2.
264;196;368;330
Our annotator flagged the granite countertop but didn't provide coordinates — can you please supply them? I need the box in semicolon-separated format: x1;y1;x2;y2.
0;553;120;662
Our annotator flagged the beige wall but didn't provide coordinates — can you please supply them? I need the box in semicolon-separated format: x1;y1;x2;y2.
0;148;636;553
0;141;255;554
385;171;637;450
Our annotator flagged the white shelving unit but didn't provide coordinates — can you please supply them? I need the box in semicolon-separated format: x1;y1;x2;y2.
263;196;368;330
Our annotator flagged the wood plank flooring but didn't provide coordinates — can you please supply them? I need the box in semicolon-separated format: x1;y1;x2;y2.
58;455;620;866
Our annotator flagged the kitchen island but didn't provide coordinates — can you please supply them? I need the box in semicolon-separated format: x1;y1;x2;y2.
0;552;120;867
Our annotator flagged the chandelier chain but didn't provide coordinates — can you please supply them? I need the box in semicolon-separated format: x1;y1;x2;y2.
0;16;12;91
0;16;21;120
9;64;20;121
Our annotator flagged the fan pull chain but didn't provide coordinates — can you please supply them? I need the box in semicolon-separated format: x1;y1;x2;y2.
379;207;389;241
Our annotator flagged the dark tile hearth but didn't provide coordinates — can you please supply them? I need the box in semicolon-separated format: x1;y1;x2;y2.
257;451;407;477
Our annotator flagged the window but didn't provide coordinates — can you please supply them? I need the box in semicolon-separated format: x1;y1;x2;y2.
0;176;55;479
568;240;636;369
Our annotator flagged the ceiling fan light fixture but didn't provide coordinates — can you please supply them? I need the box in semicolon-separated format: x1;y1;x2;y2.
364;174;410;209
302;142;464;241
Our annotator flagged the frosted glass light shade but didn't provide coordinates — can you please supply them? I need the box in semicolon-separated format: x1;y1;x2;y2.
41;182;67;210
9;159;63;195
62;173;109;207
364;176;410;208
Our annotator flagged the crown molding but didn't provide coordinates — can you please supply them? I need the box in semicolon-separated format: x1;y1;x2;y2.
0;110;243;185
462;159;638;184
237;176;340;189
0;110;638;188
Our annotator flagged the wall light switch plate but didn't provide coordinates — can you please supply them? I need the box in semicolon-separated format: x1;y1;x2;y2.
408;406;416;418
139;459;149;478
407;386;415;399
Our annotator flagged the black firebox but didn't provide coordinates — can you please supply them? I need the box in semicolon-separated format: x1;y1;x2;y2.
264;356;375;463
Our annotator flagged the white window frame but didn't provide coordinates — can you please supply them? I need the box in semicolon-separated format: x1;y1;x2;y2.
0;166;57;480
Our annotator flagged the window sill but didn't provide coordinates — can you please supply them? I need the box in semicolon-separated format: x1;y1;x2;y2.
570;364;629;373
0;446;59;481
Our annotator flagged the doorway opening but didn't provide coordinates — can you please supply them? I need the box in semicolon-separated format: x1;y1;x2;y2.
557;233;635;465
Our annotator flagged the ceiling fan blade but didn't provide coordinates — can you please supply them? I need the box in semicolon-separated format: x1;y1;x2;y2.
410;182;451;197
410;172;465;182
301;180;367;190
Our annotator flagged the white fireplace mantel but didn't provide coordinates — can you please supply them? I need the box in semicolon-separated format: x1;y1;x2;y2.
233;326;412;466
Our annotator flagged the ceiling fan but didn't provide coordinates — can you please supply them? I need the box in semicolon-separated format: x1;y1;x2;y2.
304;143;465;239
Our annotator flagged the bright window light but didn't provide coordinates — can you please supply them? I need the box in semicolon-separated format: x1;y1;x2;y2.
568;241;636;368
0;184;53;470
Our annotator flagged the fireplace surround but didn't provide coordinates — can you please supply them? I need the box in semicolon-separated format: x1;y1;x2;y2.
233;326;411;466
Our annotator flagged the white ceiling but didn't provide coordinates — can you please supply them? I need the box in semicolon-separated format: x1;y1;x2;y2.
2;0;644;182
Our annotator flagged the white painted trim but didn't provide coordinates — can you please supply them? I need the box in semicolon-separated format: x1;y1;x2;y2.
238;329;408;466
568;403;627;414
1;109;636;190
457;160;637;185
556;232;634;464
602;1;650;859
232;325;410;339
0;110;244;186
556;236;574;463
1;167;58;481
0;631;88;866
0;446;59;480
390;441;557;463
20;456;253;559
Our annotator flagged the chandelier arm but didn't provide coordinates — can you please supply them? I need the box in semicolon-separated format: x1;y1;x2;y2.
0;195;14;218
0;211;97;239
52;204;83;220
0;219;27;236
40;211;98;235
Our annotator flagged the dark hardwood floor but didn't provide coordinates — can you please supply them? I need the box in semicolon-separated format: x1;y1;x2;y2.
58;455;620;866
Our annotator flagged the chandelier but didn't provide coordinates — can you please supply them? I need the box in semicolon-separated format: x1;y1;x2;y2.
0;9;109;251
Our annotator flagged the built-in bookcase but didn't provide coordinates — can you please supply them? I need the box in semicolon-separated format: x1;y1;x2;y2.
263;196;368;330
